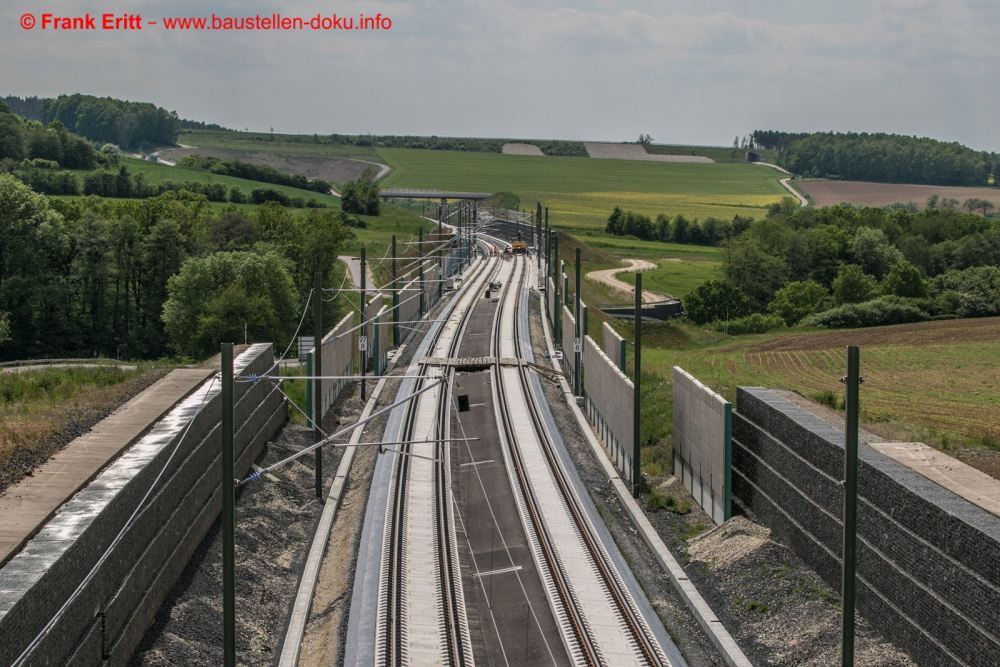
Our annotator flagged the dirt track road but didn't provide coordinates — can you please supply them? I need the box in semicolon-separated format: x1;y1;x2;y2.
586;258;662;302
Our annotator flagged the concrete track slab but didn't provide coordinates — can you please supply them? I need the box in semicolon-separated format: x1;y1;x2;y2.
0;368;213;565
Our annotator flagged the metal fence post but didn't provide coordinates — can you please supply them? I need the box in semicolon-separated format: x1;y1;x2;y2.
392;235;399;345
314;271;323;501
633;273;642;498
360;248;367;401
419;228;425;317
842;345;861;666
221;343;235;667
575;248;582;396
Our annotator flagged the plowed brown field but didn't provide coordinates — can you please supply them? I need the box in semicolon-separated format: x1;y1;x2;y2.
796;180;1000;209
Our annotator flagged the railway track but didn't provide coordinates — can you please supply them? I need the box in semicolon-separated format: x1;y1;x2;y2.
488;251;673;667
372;214;675;666
374;245;499;667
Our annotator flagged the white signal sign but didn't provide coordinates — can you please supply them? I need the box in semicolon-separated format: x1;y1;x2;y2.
359;336;368;352
573;338;582;353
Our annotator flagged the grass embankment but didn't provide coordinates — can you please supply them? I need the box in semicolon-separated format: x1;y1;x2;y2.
177;130;384;161
644;144;781;164
601;316;1000;483
0;363;171;491
70;157;344;208
376;148;790;230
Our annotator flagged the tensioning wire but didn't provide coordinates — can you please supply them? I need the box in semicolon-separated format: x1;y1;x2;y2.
239;377;444;485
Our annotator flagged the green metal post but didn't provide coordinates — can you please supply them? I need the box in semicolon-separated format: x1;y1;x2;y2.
563;265;569;306
221;343;235;667
314;271;323;500
724;403;733;520
438;209;443;302
419;228;425;316
553;233;559;336
575;248;582;396
633;273;642;498
360;248;367;401
392;235;399;345
619;338;626;374
373;319;380;377
842;345;861;666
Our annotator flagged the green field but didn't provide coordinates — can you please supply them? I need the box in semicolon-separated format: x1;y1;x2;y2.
376;148;790;230
567;233;722;299
64;157;343;209
603;316;1000;480
177;130;383;161
618;259;722;298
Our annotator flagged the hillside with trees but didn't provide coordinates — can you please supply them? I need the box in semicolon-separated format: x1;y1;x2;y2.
677;197;1000;333
750;130;998;187
0;174;355;361
38;94;179;150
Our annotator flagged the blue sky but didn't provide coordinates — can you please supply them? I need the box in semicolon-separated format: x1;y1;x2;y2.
2;0;998;150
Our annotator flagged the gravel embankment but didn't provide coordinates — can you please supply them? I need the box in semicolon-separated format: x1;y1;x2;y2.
130;301;444;665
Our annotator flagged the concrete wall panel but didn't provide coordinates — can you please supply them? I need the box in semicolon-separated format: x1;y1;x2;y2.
321;313;354;420
601;322;625;372
673;367;731;525
583;335;634;484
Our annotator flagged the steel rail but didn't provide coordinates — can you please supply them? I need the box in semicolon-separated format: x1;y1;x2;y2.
494;254;669;667
378;253;500;666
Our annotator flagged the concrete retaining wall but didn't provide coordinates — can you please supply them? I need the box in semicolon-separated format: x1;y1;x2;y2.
320;313;354;420
673;367;731;525
547;277;557;332
398;275;420;336
0;344;286;667
601;322;625;372
373;306;390;376
583;335;635;484
424;261;440;312
733;387;1000;667
562;305;576;377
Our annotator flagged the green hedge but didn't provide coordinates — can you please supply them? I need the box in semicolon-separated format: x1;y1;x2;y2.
801;298;930;329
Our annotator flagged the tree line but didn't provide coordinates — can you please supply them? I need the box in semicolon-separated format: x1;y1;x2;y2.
177;154;333;193
39;94;180;150
0;100;102;169
605;206;753;246
751;130;997;187
0;175;357;361
681;197;1000;333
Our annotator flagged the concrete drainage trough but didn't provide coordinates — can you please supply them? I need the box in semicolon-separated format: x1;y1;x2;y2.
0;344;286;666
